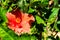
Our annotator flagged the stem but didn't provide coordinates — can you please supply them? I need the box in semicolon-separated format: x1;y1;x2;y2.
44;23;50;40
44;32;47;40
39;32;42;40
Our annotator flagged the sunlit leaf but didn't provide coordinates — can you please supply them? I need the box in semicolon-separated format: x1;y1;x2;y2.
47;8;59;25
0;26;14;40
30;25;37;34
28;7;35;13
57;21;60;24
35;15;46;26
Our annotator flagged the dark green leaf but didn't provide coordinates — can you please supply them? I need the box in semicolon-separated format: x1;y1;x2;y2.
0;7;7;23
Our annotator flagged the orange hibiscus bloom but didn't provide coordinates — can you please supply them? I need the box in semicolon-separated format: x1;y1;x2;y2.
6;9;35;35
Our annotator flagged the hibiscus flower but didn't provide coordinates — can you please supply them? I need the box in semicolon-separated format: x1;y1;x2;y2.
6;9;35;35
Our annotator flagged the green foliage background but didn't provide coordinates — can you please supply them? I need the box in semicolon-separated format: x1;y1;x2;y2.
0;0;60;40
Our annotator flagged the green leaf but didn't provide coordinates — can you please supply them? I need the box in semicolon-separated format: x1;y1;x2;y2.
54;0;58;6
53;21;59;31
57;21;60;24
47;8;59;25
0;24;37;40
31;35;37;40
0;27;14;40
0;7;7;23
30;25;37;34
8;7;12;12
20;35;31;40
20;35;37;40
28;7;35;13
40;0;48;4
17;0;28;12
31;0;39;2
54;20;60;31
17;0;24;10
35;15;46;26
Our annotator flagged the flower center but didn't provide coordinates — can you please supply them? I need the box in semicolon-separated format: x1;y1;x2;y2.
16;18;21;23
